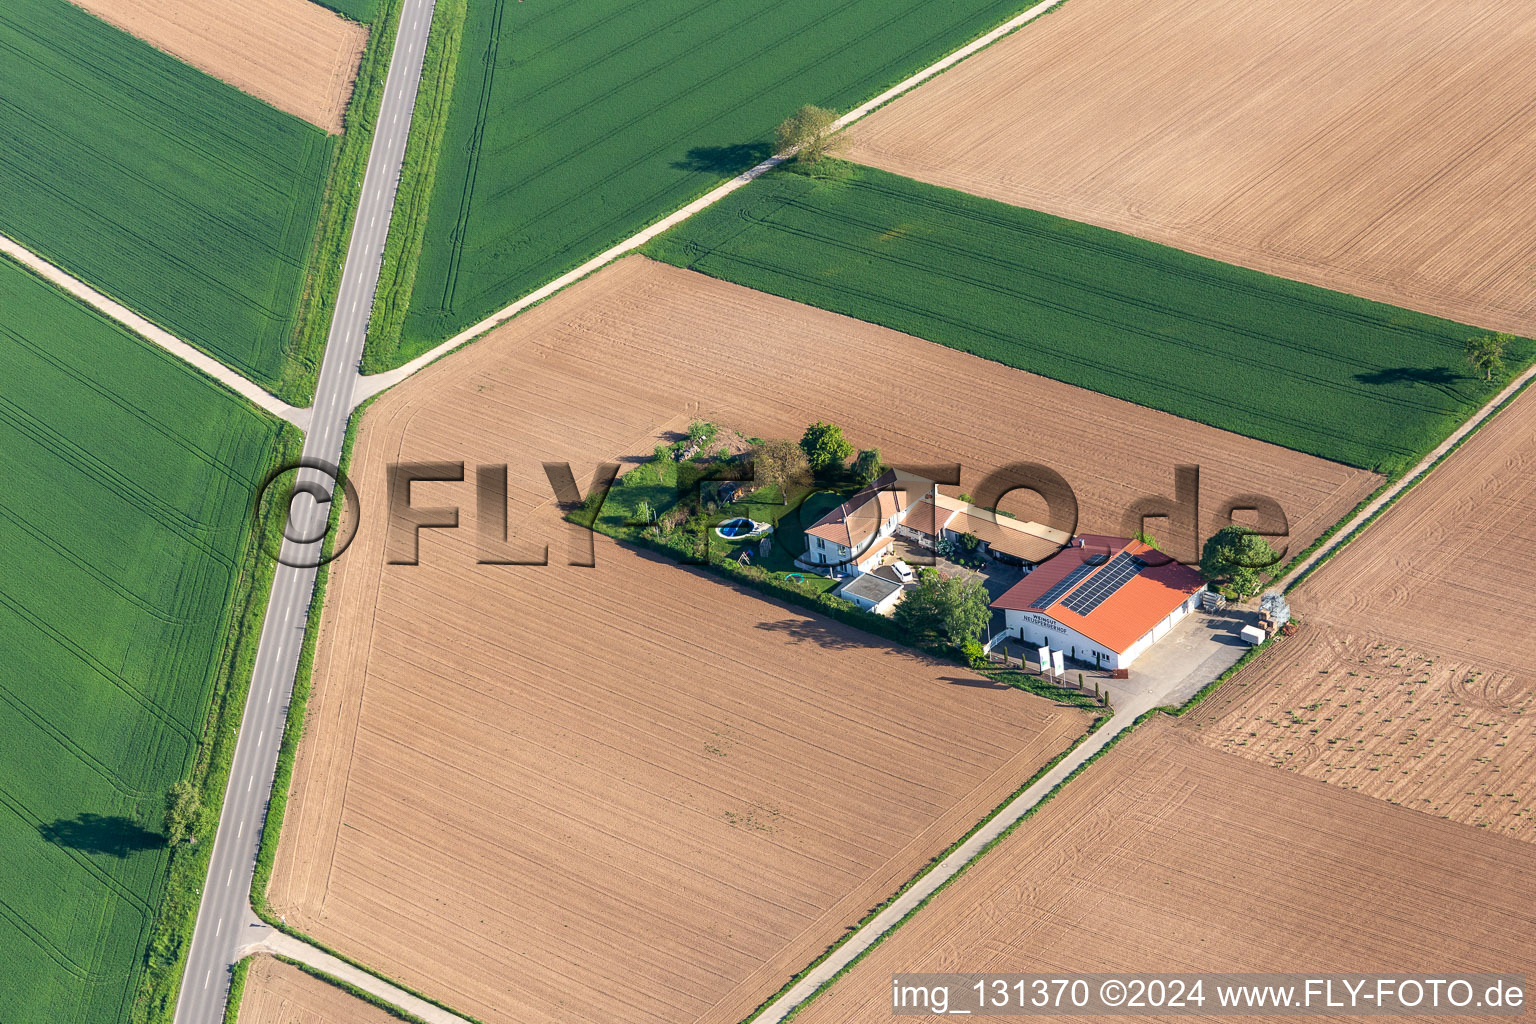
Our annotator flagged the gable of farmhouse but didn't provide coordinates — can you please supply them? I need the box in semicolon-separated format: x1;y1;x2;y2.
805;469;930;553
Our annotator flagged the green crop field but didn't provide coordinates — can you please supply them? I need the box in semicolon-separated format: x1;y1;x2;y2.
0;260;283;1024
646;164;1531;475
381;0;1059;365
315;0;378;21
0;0;335;390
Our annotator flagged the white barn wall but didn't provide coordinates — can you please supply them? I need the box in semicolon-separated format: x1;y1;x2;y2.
1003;589;1203;670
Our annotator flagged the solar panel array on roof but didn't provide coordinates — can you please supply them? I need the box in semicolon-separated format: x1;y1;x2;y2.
1029;555;1105;609
1059;551;1145;615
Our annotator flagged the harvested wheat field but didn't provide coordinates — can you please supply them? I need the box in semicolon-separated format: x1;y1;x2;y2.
71;0;366;131
848;0;1536;337
793;721;1536;1024
269;258;1373;1024
1186;628;1536;841
235;957;395;1024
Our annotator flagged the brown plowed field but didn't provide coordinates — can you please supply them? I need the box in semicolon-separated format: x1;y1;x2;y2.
71;0;365;132
269;257;1375;1024
847;0;1536;337
235;957;395;1024
1186;387;1536;840
792;722;1536;1024
1185;628;1536;841
1290;387;1536;672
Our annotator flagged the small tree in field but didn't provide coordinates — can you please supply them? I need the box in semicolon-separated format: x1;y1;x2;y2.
775;105;843;166
1200;525;1281;599
800;421;854;477
1466;333;1512;382
163;780;201;846
752;439;811;504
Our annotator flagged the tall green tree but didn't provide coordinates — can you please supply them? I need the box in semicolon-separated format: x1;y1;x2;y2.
800;421;854;476
851;448;883;486
1465;333;1512;382
1200;525;1281;598
774;104;843;166
162;780;201;846
752;439;811;504
895;569;992;648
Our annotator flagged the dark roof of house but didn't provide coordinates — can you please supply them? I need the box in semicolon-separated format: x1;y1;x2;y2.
839;571;904;604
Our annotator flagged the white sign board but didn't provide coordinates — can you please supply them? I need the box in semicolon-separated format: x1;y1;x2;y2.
1051;650;1065;677
1037;646;1051;672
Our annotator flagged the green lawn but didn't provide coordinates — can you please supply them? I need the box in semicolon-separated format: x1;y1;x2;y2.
646;164;1530;475
381;0;1063;364
593;458;844;594
0;0;335;389
0;260;284;1023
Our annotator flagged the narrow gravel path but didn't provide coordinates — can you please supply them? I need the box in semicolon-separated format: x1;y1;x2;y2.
0;234;309;428
253;932;477;1024
750;684;1174;1024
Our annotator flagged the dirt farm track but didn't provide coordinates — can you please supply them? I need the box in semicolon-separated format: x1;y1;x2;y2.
235;957;394;1024
70;0;365;132
848;0;1536;339
792;722;1536;1024
269;259;1377;1024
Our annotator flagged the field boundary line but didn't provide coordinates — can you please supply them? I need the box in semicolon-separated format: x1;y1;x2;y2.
252;933;474;1024
0;235;310;428
352;0;1071;402
1274;360;1536;593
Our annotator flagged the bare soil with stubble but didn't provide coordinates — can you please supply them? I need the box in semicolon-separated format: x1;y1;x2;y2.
70;0;365;132
792;721;1536;1024
268;258;1375;1024
847;0;1536;337
1187;387;1536;840
235;957;397;1024
1185;627;1536;841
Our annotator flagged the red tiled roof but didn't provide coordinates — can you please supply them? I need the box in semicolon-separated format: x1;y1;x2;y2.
901;498;953;537
805;469;924;549
942;509;1063;563
991;535;1204;652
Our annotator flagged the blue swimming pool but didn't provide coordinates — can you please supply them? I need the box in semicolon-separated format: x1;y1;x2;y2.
716;517;754;539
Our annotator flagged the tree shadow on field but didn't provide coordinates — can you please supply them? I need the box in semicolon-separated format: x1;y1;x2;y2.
673;142;773;175
938;674;1009;690
755;617;869;650
1355;366;1460;388
39;813;164;858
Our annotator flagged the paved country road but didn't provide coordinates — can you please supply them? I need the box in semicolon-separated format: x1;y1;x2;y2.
172;0;438;1019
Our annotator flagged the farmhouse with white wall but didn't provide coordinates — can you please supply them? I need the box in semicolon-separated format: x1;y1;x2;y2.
800;469;926;575
991;535;1205;670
